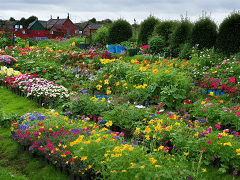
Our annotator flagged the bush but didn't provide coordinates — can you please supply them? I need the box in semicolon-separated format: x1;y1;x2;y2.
138;16;159;46
191;17;217;50
153;21;178;46
169;19;193;57
148;36;165;54
108;19;132;44
216;11;240;56
92;26;109;45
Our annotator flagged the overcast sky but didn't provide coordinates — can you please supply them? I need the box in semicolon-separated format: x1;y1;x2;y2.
0;0;239;26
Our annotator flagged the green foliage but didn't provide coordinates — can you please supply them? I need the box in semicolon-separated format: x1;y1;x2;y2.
108;19;132;44
191;17;217;50
92;26;109;45
153;21;178;46
148;35;165;54
138;16;159;46
216;11;240;56
169;19;193;57
179;43;192;59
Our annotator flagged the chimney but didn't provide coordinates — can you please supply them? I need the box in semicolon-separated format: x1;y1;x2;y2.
50;15;52;19
67;13;69;19
57;16;59;20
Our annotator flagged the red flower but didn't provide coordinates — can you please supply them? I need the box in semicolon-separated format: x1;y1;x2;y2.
123;110;127;114
154;96;158;100
229;77;235;83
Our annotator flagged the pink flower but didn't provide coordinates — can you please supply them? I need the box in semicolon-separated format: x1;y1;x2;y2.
216;65;219;68
229;77;235;83
212;157;215;161
70;97;73;99
236;132;239;136
236;107;239;110
236;111;240;116
43;70;46;73
210;78;213;81
208;126;212;133
202;147;205;152
207;141;211;144
223;60;226;63
218;134;222;138
231;107;235;112
215;125;221;129
216;79;221;83
205;98;209;102
157;111;160;114
203;108;206;111
203;75;207;78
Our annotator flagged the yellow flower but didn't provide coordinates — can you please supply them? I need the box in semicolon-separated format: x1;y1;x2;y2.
144;126;151;133
116;82;120;86
96;84;102;90
122;170;126;172
141;165;145;169
165;70;169;73
130;162;136;168
50;66;53;69
183;152;189;156
145;135;150;140
110;170;116;173
201;101;205;105
155;165;161;168
202;168;207;172
81;156;87;161
72;42;75;46
54;112;59;117
152;69;158;74
123;83;127;86
236;148;240;155
104;79;109;85
101;97;106;101
129;106;134;109
107;90;111;94
209;91;214;96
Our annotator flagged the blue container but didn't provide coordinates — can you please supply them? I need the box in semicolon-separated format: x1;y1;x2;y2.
116;46;125;54
96;95;107;101
208;90;213;95
108;45;116;53
221;92;226;96
215;91;220;95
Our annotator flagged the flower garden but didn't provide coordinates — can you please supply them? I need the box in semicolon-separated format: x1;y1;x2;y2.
0;36;240;180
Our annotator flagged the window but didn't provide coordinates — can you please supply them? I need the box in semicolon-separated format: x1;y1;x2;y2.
22;30;25;34
15;29;18;32
51;31;54;34
15;25;19;29
20;25;23;29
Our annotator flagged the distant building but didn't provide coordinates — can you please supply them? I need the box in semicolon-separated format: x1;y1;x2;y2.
82;23;104;37
48;14;79;36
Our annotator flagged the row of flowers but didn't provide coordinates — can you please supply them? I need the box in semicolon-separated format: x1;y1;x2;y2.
10;108;240;179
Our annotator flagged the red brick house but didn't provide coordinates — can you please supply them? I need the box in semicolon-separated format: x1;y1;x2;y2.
49;14;79;36
82;23;104;37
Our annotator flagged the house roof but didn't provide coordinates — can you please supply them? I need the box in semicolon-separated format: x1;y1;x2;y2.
9;20;22;29
75;23;87;30
55;19;67;25
47;18;58;28
27;20;37;29
39;20;47;28
87;23;104;30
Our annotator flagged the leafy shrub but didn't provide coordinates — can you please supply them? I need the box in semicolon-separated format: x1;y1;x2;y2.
108;19;132;44
148;36;165;54
92;26;109;45
153;21;178;46
216;11;240;56
138;16;159;46
191;17;217;50
178;43;192;59
169;19;193;57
